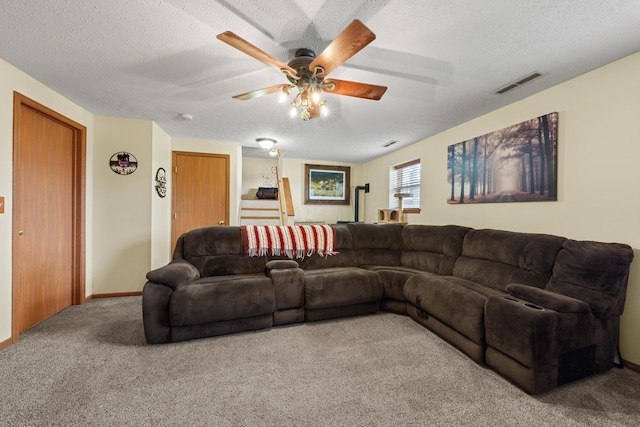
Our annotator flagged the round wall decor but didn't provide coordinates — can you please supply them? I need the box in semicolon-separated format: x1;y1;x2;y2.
109;151;138;175
155;167;167;198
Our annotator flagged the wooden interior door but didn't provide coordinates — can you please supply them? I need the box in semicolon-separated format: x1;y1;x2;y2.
12;92;86;339
171;151;229;246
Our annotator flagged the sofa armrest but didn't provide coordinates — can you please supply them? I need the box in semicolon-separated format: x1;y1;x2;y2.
266;260;305;311
146;260;200;290
266;260;300;271
143;282;173;343
506;284;591;314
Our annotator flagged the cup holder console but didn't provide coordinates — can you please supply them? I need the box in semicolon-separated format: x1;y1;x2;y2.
500;295;545;311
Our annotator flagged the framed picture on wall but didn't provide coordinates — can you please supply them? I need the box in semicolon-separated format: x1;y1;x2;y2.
304;164;350;205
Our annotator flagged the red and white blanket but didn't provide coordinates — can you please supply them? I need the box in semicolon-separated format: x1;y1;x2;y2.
242;225;337;259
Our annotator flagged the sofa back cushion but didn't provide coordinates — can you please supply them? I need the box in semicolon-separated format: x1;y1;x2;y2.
173;226;267;276
453;229;565;291
296;224;357;270
347;223;404;266
401;225;471;275
546;239;634;317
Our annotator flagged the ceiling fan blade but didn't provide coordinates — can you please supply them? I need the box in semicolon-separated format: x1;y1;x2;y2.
309;19;376;77
217;31;297;76
323;79;387;100
232;84;293;101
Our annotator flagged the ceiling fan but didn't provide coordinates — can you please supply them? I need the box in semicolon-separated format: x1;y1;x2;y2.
217;19;387;121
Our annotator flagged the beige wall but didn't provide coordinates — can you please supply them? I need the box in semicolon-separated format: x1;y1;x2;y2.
93;116;153;294
0;58;95;343
363;52;640;365
151;123;172;269
241;157;279;199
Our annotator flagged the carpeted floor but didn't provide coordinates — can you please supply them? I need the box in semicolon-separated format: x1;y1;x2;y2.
1;296;639;426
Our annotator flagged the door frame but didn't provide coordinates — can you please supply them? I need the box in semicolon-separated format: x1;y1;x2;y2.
12;92;87;342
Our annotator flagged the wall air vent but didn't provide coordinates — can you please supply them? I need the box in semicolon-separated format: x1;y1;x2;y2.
383;140;398;148
494;72;545;95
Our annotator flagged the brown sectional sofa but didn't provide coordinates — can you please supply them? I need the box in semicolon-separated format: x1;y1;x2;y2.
142;223;634;394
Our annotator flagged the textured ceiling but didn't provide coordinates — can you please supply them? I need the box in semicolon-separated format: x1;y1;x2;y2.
1;1;639;162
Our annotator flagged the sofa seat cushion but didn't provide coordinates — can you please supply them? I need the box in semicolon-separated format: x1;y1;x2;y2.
170;274;274;326
304;267;382;310
361;266;430;301
296;250;358;270
360;265;424;274
404;275;505;345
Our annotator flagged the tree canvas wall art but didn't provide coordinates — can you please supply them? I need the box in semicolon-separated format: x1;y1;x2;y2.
447;112;558;204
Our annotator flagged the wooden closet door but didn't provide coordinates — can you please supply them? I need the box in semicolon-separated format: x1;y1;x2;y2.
171;151;229;246
13;94;85;336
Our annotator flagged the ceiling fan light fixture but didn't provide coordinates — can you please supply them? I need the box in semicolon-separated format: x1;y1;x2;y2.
279;86;291;103
256;138;276;149
288;83;327;121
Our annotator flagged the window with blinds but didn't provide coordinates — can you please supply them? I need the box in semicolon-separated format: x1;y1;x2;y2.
390;159;421;212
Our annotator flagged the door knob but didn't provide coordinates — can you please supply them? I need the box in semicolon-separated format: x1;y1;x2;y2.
18;229;24;235
218;220;225;225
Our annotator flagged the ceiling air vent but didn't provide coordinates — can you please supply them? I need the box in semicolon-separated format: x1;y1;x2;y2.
494;72;545;95
383;140;398;148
